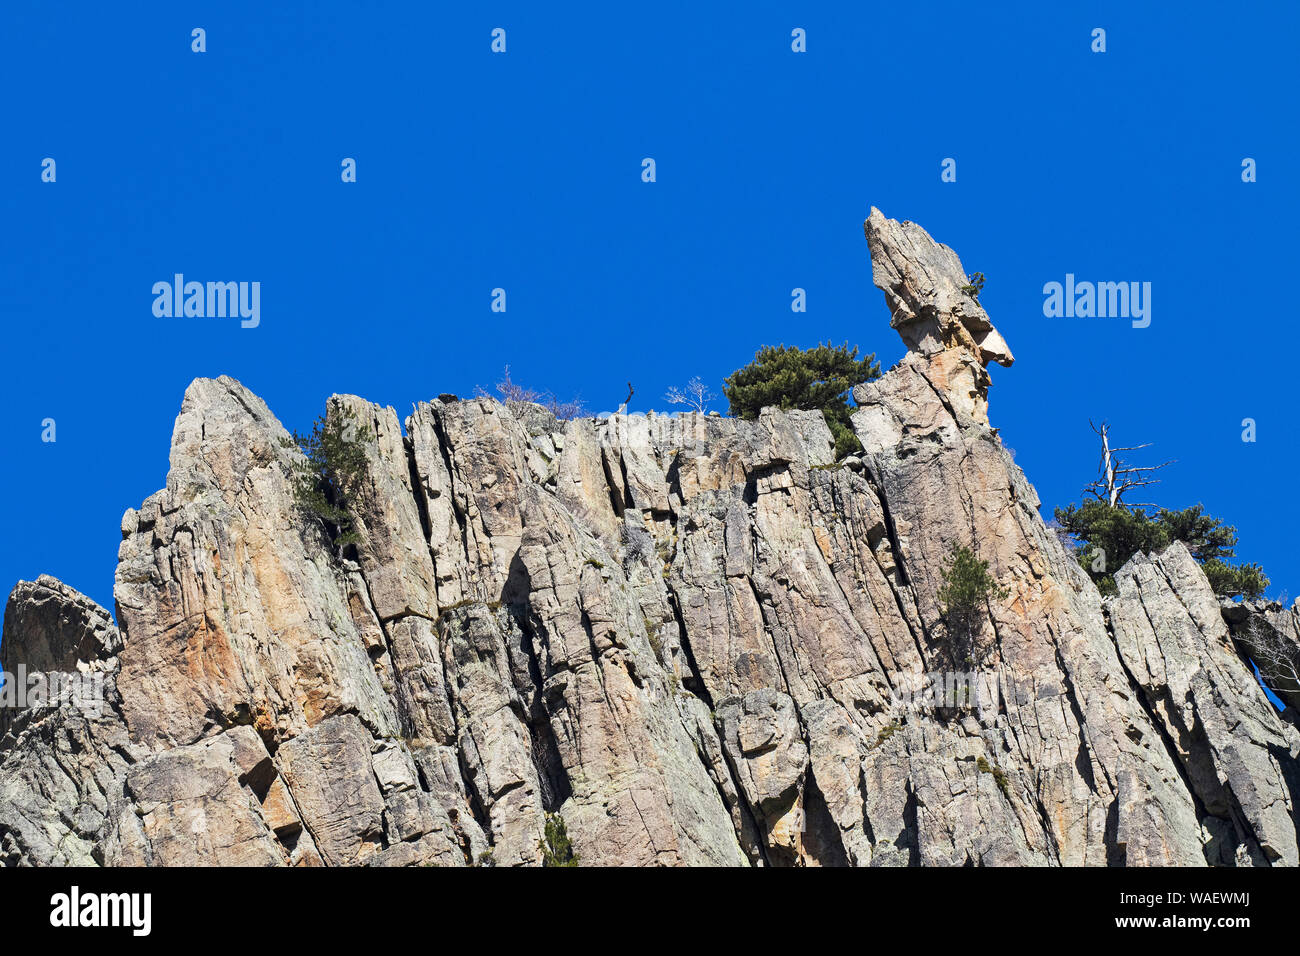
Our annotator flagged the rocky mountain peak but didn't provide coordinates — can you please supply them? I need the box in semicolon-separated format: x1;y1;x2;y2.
2;212;1295;868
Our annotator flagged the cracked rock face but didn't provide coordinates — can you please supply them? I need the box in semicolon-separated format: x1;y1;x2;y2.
2;575;120;675
1108;545;1300;866
1;210;1295;866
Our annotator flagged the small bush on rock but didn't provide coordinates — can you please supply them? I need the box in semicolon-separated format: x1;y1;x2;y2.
540;813;578;867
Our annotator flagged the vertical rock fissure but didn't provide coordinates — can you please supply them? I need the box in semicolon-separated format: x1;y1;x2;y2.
1101;600;1228;865
599;447;627;518
664;584;713;709
1134;565;1280;864
505;603;574;814
712;724;775;867
860;470;930;667
655;551;771;861
427;407;471;559
402;433;445;593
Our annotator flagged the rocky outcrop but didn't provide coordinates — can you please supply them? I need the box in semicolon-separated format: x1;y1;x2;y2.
863;207;1012;425
0;577;133;865
1;209;1294;866
2;575;120;675
1107;544;1300;866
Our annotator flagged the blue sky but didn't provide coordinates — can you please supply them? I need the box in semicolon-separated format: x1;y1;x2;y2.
1;0;1296;622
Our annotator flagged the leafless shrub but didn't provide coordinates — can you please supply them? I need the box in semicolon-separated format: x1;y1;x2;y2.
1239;617;1300;707
547;397;589;420
477;366;588;420
663;376;717;414
1046;519;1076;554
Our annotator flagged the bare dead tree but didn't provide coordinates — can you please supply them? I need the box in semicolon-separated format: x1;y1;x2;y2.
1084;420;1174;508
663;376;717;414
1238;617;1300;709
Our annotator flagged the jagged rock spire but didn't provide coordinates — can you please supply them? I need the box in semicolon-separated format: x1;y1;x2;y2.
864;207;1013;368
863;208;1013;425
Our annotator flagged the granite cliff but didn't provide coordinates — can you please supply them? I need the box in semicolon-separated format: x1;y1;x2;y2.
3;209;1296;867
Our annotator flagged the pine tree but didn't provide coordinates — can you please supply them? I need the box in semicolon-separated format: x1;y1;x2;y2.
936;545;1008;666
723;342;880;460
1054;501;1268;599
283;406;373;548
539;813;578;867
